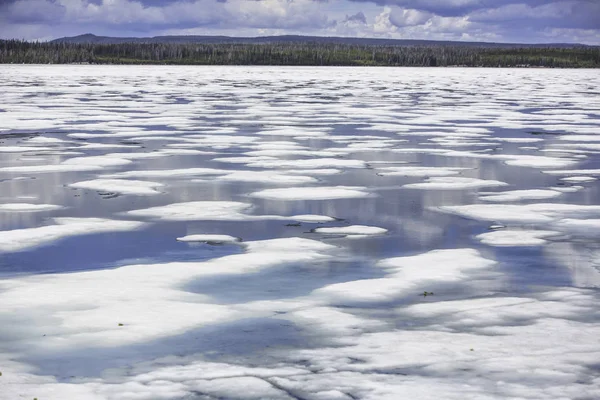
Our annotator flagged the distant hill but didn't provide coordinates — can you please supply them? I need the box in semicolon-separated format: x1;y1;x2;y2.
50;33;588;48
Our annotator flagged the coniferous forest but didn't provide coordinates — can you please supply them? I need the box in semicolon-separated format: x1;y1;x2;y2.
1;39;599;67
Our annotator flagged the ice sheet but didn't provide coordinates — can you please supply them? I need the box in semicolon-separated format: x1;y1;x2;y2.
2;65;600;400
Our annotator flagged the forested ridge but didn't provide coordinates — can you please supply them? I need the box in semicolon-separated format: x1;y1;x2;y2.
2;39;599;67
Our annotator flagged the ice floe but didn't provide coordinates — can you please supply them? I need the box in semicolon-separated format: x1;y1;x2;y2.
216;171;318;184
476;229;560;246
403;177;507;190
24;136;71;145
560;176;597;183
124;200;334;223
376;166;467;177
0;146;52;153
288;214;337;223
243;149;339;157
103;168;228;179
249;186;371;200
479;189;562;202
125;201;256;221
437;203;600;224
176;234;240;244
78;143;140;150
211;156;277;164
69;179;164;196
0;203;63;212
0;218;146;252
551;185;584;193
553;219;600;237
315;248;496;303
62;155;133;167
314;225;387;236
501;154;580;169
0;164;103;174
247;158;367;169
0;236;336;351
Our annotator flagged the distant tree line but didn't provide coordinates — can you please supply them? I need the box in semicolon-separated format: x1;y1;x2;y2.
1;39;599;68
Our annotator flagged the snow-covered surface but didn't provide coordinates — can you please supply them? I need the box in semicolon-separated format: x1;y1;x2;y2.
0;146;52;153
176;234;240;243
0;218;146;252
314;225;388;235
124;201;335;223
102;168;228;179
403;177;507;190
543;168;600;176
501;154;579;168
315;248;497;303
69;179;164;195
125;201;257;221
376;166;467;177
476;229;561;246
246;158;367;169
214;170;318;184
437;203;600;224
1;66;600;400
250;186;372;200
289;214;337;223
560;176;597;183
479;189;562;202
0;203;63;212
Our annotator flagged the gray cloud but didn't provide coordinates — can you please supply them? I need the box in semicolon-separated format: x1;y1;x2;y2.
361;0;599;38
0;0;598;44
469;1;600;30
388;8;432;27
344;11;367;24
351;0;560;17
0;0;65;24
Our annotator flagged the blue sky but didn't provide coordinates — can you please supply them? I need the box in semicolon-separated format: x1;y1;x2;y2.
1;0;599;44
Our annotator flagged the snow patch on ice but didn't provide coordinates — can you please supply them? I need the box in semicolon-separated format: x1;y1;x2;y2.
103;168;227;179
377;166;467;177
502;155;580;169
479;189;562;202
290;215;337;223
560;176;597;183
314;225;387;236
0;146;53;153
315;248;495;303
0;203;63;212
250;186;371;200
69;179;164;195
125;201;255;221
247;158;367;170
544;169;600;176
403;177;507;190
438;203;600;225
476;229;560;246
176;234;240;244
217;171;318;185
0;218;146;252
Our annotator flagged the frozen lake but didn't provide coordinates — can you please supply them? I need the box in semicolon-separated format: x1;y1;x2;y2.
1;65;600;399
